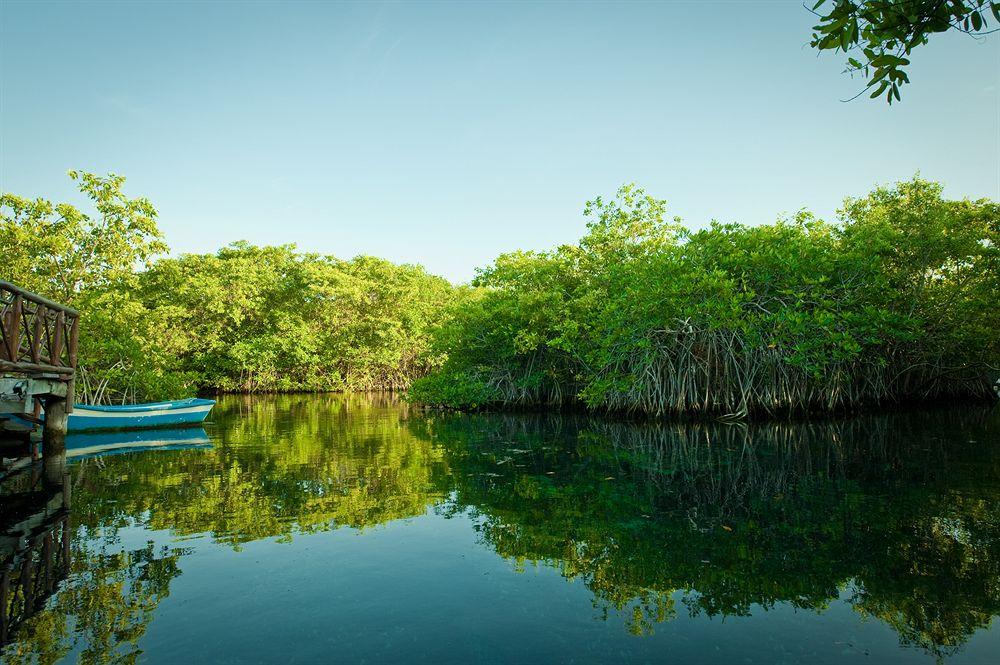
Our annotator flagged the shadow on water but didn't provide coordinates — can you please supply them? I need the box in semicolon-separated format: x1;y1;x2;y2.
1;394;998;662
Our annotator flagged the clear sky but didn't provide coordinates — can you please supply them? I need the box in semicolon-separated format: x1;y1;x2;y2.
1;1;997;283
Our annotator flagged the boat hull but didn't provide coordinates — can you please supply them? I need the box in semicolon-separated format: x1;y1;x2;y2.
66;398;216;432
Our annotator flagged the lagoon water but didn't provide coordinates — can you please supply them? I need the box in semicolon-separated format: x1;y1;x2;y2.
3;395;1000;664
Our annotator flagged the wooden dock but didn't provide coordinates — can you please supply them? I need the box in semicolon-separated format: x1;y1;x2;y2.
1;280;79;480
1;281;78;643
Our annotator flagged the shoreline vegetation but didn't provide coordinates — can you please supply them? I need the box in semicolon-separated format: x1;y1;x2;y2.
2;173;998;419
411;180;999;418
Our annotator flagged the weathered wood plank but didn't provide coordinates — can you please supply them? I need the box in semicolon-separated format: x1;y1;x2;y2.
68;317;79;368
30;306;45;364
0;281;79;317
9;296;22;363
51;311;64;366
0;360;74;376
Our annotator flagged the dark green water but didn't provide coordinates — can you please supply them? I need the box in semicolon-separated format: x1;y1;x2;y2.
3;395;1000;664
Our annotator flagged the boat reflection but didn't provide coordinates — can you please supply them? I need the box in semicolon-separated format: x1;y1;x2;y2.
66;427;211;460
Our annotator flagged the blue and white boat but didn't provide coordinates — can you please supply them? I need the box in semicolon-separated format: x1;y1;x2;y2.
66;398;215;432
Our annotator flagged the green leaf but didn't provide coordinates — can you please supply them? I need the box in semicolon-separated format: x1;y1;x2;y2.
870;80;890;97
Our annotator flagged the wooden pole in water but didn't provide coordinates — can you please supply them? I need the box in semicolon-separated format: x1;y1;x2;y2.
42;397;67;485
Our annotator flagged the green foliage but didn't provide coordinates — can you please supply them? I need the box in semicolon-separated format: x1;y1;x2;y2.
412;179;999;416
137;243;455;393
1;171;165;303
4;172;996;412
1;172;182;403
2;172;458;402
809;0;1000;103
407;369;499;409
73;289;196;404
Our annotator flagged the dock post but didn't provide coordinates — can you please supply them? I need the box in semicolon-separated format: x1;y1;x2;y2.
42;397;68;485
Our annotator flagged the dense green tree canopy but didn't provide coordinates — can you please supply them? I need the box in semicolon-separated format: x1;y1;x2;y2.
411;177;999;415
4;172;996;414
1;172;458;402
135;243;455;394
0;171;165;304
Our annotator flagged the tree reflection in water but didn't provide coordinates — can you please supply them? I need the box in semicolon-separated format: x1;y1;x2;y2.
429;407;1000;655
1;395;997;661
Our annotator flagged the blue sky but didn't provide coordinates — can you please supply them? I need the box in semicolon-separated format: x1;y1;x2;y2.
1;1;997;283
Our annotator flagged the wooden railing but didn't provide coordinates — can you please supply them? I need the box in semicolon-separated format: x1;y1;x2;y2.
0;281;79;377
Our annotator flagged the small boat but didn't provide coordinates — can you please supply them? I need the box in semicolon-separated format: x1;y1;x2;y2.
66;427;211;460
67;398;215;432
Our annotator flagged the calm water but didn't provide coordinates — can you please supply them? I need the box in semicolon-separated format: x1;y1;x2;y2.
2;395;1000;664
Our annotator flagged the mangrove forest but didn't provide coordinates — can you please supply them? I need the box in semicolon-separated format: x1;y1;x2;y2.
3;3;998;663
3;172;997;418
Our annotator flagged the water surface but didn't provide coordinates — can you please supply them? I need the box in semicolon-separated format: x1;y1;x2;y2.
3;395;999;663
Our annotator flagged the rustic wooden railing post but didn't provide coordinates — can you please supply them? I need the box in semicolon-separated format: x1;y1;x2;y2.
67;317;78;414
1;305;11;361
50;311;64;367
1;295;22;361
68;316;79;369
31;305;45;364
